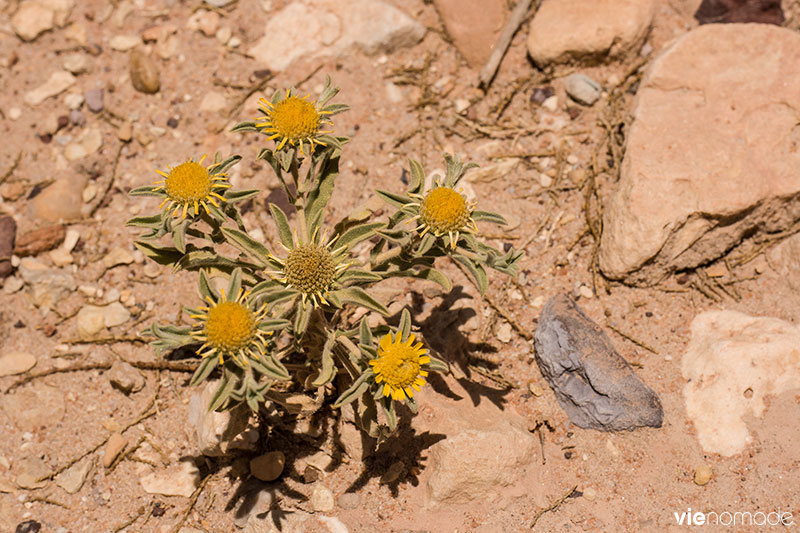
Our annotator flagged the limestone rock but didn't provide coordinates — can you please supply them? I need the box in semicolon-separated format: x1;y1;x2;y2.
533;294;663;430
310;484;334;513
76;306;106;338
108;360;145;394
140;460;200;497
682;310;800;456
433;0;507;67
599;24;800;285
248;0;424;72
564;73;601;106
18;257;76;310
24;71;76;106
15;457;50;489
12;1;55;41
1;383;65;432
30;176;87;223
110;35;142;51
103;432;127;467
55;458;93;494
188;380;250;456
0;351;37;377
527;0;656;67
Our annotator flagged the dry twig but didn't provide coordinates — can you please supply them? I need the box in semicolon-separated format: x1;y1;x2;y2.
478;0;536;89
530;485;578;528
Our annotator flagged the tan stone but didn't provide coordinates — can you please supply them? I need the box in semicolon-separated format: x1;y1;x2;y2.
433;0;507;67
527;0;655;67
599;24;800;285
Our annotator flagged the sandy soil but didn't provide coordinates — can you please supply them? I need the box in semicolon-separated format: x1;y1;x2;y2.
1;0;799;532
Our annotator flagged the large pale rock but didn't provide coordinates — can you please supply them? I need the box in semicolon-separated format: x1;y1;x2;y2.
1;383;65;432
24;71;76;106
18;257;76;310
416;377;537;507
12;1;55;41
682;310;800;456
534;294;663;430
433;0;507;67
140;460;200;497
188;380;250;457
600;24;800;285
30;175;87;223
248;0;425;71
527;0;656;67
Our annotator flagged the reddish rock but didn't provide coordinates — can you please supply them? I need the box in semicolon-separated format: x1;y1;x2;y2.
600;24;800;284
0;215;16;278
434;0;507;67
695;0;784;25
13;224;65;257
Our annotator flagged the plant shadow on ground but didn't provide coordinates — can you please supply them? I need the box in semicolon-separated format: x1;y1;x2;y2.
406;284;512;411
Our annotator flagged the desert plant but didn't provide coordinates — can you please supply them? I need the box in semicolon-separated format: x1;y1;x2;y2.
127;77;522;439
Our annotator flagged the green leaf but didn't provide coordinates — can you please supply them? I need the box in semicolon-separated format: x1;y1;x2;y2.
268;203;294;249
172;218;189;254
126;214;163;228
333;369;374;408
304;152;340;232
208;154;241;175
472;210;507;225
198;269;218;301
334;222;384;249
258;289;298;305
231;121;259;133
376;189;412;209
381;396;397;432
408;158;425;195
148;323;195;353
189;356;219;386
427;355;449;373
134;241;184;266
227;268;242;299
453;254;488;294
129;185;162;197
411;268;452;292
312;333;337;387
221;227;271;266
294;301;311;336
416;233;436;256
251;354;289;380
359;317;373;347
225;189;260;203
398;309;411;342
332;287;389;316
208;369;238;412
337;269;383;285
256;318;290;332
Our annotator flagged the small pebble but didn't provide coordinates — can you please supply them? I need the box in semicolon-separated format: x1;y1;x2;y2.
337;492;360;510
84;89;104;113
0;351;37;377
129;49;160;94
103;433;127;468
694;464;712;486
118;122;133;142
249;451;285;482
9;108;22;120
64;93;84;110
310;484;335;513
565;74;602;106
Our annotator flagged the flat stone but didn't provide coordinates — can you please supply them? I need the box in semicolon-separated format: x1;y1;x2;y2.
188;380;250;456
24;71;76;106
17;257;76;310
0;351;37;377
309;484;334;513
55;458;93;494
140;460;200;497
599;24;800;285
30;176;86;223
1;383;65;432
564;73;602;106
84;89;103;113
12;1;55;41
76;305;107;338
248;0;424;71
103;247;135;268
109;34;142;51
108;360;145;394
527;0;656;67
62;53;88;74
104;302;131;328
433;0;507;67
103;432;127;467
0;215;16;278
13;224;65;257
64;92;84;110
533;294;663;430
682;310;800;456
336;492;359;510
249;451;285;482
16;457;50;490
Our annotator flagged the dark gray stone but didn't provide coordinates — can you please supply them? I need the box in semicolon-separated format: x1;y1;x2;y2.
533;294;663;430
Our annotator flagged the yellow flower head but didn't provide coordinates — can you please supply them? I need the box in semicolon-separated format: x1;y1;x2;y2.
370;332;430;401
154;155;231;218
256;90;333;154
411;182;477;249
190;288;270;366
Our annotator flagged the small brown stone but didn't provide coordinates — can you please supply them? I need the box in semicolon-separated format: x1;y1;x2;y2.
0;215;16;278
129;49;160;94
249;451;285;482
694;464;713;486
13;224;65;257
